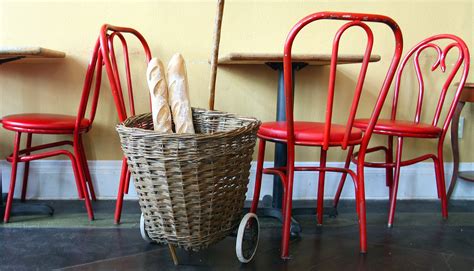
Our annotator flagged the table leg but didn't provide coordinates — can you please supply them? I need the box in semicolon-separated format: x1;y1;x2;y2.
1;168;54;219
1;197;54;219
255;63;301;235
272;64;287;211
447;101;465;200
1;168;2;212
258;62;338;233
7;203;54;217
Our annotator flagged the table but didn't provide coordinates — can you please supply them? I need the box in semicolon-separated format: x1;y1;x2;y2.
0;47;65;64
447;82;474;200
218;52;381;233
0;46;66;218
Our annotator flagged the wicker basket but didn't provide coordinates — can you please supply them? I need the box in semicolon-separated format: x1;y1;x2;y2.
116;107;261;251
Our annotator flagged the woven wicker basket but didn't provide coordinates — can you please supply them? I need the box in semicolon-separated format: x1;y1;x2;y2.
116;108;260;251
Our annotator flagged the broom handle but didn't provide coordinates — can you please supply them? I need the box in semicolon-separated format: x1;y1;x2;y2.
208;0;225;110
168;244;179;266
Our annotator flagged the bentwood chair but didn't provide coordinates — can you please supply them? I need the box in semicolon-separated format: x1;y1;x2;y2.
249;12;403;259
98;24;152;224
333;34;470;227
1;40;103;222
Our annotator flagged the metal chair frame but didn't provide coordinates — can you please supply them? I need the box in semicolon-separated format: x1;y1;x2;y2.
2;39;104;222
249;12;403;259
333;34;470;227
99;24;152;224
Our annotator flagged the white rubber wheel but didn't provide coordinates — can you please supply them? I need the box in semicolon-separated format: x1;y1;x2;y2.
236;213;259;263
140;213;153;243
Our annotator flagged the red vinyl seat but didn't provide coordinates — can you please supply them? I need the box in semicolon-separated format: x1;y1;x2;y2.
334;35;471;228
2;114;90;132
353;119;442;137
1;40;103;223
248;12;403;259
258;121;363;145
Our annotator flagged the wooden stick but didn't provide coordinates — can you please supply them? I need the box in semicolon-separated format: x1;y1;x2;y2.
208;0;225;110
168;244;179;266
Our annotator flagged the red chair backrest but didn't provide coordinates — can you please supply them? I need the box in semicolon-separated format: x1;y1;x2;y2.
99;24;152;122
390;35;470;135
74;38;103;134
283;12;403;151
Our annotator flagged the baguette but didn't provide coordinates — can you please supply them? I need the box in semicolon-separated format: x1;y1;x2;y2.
147;58;172;133
167;53;195;134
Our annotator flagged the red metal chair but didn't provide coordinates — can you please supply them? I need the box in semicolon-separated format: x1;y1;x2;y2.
98;25;152;224
1;40;103;223
333;35;470;227
249;12;403;259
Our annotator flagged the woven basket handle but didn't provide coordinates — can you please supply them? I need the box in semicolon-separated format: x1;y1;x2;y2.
208;0;225;110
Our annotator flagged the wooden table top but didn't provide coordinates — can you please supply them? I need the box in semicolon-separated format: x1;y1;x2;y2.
217;52;381;66
460;82;474;103
462;82;474;89
0;47;65;64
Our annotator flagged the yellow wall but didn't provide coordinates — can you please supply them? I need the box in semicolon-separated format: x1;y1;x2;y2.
0;0;472;163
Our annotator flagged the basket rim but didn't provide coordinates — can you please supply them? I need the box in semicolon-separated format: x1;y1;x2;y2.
116;108;261;140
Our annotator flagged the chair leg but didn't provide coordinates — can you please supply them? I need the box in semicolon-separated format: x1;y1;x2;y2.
388;137;403;227
386;136;394;202
280;162;294;260
73;142;94;220
78;137;96;200
20;133;32;202
250;139;266;214
4;132;22;223
68;140;84;200
433;157;442;200
333;146;354;208
114;157;128;224
124;170;131;194
355;159;368;253
435;148;448;219
317;149;327;225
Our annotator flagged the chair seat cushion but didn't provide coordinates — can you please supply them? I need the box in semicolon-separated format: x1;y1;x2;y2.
353;119;442;137
258;121;363;146
1;113;90;132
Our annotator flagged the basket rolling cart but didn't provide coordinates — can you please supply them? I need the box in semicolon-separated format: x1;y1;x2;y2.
115;0;262;264
116;109;260;263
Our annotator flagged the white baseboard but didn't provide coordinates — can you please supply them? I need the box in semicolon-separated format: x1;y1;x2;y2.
1;160;473;200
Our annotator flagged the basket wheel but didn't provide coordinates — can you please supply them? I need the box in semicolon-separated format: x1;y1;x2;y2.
236;213;259;263
140;212;154;243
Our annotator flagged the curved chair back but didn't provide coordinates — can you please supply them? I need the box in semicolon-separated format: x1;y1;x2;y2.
390;35;470;139
99;24;152;122
283;12;403;155
74;38;103;135
97;24;153;224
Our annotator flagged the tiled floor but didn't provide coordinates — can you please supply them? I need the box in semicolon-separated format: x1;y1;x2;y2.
0;200;473;270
